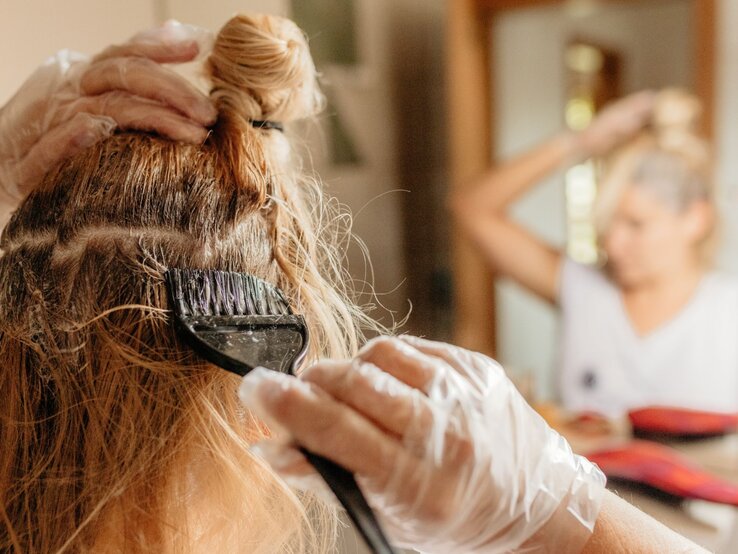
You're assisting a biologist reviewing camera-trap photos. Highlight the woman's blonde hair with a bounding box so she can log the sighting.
[594,89,717,265]
[0,14,372,553]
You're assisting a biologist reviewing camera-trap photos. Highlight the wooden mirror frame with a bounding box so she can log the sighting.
[446,0,716,356]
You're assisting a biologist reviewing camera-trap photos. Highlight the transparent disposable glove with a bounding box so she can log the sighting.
[239,336,606,553]
[0,20,216,205]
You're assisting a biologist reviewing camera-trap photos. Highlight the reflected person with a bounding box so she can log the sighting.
[453,90,737,416]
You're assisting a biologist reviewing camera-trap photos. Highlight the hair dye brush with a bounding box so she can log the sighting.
[165,268,397,554]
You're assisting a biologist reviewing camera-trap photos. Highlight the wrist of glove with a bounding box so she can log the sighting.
[239,336,606,553]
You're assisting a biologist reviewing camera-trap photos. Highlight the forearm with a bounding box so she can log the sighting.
[450,133,572,301]
[581,491,708,554]
[454,90,656,217]
[454,131,579,215]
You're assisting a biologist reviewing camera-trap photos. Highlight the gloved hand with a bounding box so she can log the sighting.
[0,20,217,205]
[239,336,606,553]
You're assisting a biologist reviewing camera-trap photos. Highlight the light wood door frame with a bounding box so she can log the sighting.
[446,0,716,356]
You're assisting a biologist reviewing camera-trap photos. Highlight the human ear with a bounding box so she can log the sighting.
[682,200,713,243]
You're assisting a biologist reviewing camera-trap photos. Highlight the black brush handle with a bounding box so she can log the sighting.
[300,448,398,554]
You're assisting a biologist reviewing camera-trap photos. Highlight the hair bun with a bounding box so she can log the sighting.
[653,88,701,129]
[652,88,708,164]
[208,14,324,123]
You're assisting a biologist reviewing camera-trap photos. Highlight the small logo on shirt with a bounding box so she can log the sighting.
[581,369,598,390]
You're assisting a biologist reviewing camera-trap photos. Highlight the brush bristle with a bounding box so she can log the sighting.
[166,269,292,317]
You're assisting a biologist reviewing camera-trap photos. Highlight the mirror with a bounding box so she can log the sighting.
[496,0,697,397]
[448,0,715,400]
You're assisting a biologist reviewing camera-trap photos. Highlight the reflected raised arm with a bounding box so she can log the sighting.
[450,91,656,303]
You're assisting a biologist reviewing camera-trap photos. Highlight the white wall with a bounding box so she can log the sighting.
[161,0,288,30]
[492,0,693,399]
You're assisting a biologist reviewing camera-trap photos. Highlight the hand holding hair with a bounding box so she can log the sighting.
[0,20,217,204]
[239,336,606,553]
[573,90,657,159]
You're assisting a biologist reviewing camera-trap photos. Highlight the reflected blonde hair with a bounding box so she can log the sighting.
[0,14,371,553]
[594,89,717,265]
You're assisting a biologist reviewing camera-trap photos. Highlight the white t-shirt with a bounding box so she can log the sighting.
[558,259,738,417]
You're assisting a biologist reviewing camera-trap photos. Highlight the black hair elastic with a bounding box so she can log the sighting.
[249,119,284,132]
